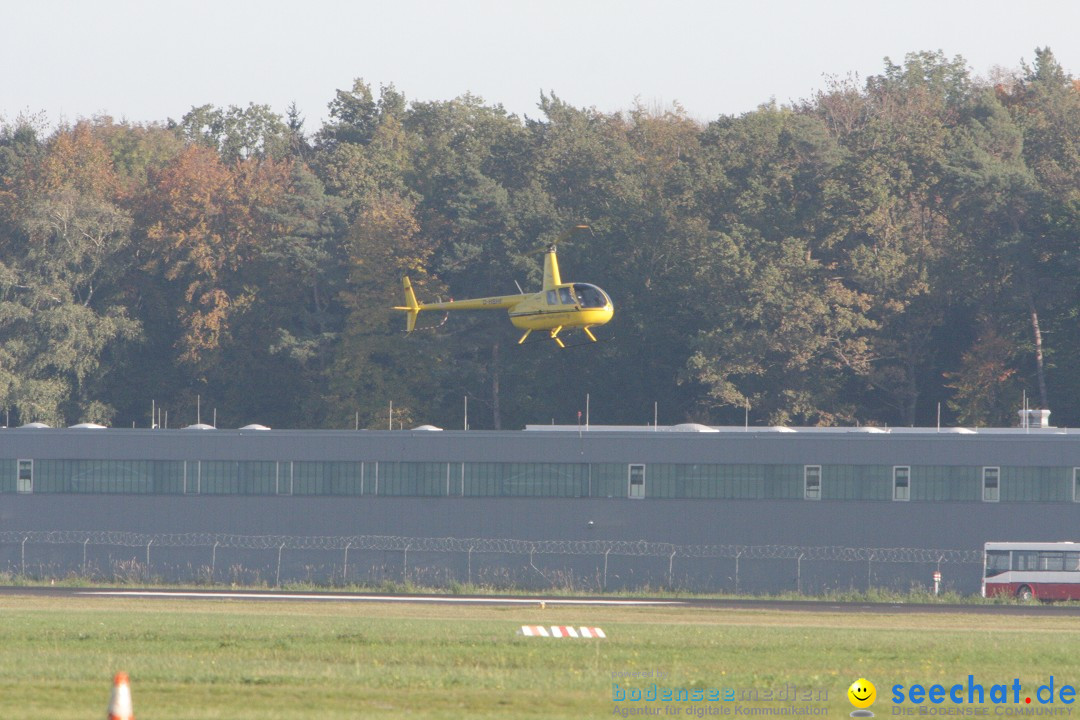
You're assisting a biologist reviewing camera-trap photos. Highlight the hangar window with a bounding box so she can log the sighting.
[803,465,821,500]
[982,467,1000,502]
[628,464,645,499]
[183,461,199,495]
[16,459,32,494]
[277,462,293,496]
[892,466,910,501]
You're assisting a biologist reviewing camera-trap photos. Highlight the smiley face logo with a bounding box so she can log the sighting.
[848,678,877,712]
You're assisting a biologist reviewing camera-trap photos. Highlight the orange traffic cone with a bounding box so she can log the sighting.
[107,672,134,720]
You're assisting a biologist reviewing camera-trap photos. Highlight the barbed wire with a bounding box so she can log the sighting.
[0,531,981,564]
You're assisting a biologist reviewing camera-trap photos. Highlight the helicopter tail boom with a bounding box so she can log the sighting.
[394,276,522,332]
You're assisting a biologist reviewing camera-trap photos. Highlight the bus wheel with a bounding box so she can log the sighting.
[1016,585,1034,602]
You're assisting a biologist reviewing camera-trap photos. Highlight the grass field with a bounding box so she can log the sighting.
[1,594,1078,719]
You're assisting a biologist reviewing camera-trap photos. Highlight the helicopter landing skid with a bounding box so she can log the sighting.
[515,331,610,350]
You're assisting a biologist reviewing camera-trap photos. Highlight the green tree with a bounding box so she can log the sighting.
[0,122,139,425]
[941,88,1048,413]
[999,49,1080,423]
[689,106,872,425]
[176,103,291,162]
[824,52,967,426]
[235,162,348,426]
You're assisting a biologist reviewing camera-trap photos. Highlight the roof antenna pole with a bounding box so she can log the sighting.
[1023,389,1028,433]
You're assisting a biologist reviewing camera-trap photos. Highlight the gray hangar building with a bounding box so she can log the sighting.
[0,420,1076,595]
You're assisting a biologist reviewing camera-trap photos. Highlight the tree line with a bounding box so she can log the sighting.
[1,48,1078,430]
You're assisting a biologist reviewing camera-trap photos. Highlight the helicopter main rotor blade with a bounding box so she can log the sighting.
[525,224,591,256]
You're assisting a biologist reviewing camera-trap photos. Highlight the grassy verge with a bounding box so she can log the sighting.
[0,570,1026,604]
[0,596,1078,718]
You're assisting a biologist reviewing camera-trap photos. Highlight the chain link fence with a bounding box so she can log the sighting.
[0,531,984,595]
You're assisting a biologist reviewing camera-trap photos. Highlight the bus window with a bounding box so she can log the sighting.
[1039,552,1065,571]
[1013,551,1038,571]
[1068,552,1080,571]
[985,550,1010,577]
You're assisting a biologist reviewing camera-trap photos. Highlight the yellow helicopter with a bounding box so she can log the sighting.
[394,226,614,347]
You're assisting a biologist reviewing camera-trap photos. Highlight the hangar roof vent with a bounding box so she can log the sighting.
[668,423,719,432]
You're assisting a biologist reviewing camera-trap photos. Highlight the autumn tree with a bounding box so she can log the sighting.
[134,142,292,425]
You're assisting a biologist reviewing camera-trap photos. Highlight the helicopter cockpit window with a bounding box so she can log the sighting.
[547,290,558,305]
[559,287,574,305]
[573,284,609,308]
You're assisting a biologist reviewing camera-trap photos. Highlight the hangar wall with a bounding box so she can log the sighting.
[0,492,1071,594]
[0,427,1078,594]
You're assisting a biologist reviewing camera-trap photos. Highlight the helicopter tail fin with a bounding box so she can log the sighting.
[394,276,421,332]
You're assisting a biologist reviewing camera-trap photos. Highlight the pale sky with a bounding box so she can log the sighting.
[4,0,1080,130]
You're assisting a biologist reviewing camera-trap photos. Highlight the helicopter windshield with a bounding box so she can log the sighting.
[572,283,610,308]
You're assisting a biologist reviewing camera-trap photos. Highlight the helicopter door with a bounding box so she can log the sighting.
[559,287,574,304]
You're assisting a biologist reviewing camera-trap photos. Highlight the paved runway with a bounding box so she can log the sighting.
[1,585,1078,615]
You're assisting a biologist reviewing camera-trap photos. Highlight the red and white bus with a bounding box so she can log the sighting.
[983,542,1080,601]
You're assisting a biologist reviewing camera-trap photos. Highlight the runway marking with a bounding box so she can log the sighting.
[77,590,684,606]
